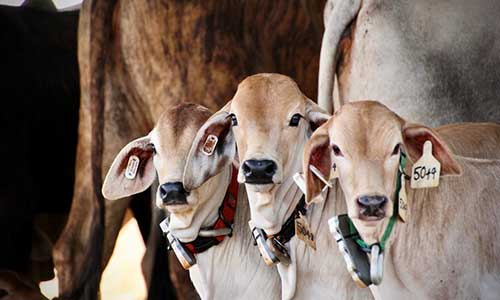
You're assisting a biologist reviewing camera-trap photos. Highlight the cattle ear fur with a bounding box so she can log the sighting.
[183,103,235,190]
[402,123,462,176]
[305,99,331,132]
[303,122,332,204]
[102,136,156,200]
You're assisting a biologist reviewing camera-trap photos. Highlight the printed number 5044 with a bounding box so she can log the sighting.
[413,166,437,181]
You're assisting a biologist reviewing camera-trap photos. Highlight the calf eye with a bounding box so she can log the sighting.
[392,144,400,156]
[230,114,238,126]
[332,144,343,157]
[289,113,302,127]
[148,143,156,155]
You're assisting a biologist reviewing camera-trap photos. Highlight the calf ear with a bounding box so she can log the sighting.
[402,123,462,176]
[305,99,331,132]
[102,136,156,200]
[183,106,235,190]
[303,123,332,204]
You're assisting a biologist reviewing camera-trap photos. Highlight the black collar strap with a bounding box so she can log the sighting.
[271,194,307,244]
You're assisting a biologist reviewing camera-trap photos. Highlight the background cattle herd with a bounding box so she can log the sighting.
[1,0,500,300]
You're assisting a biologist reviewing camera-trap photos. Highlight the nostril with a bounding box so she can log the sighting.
[159,182,187,201]
[159,185,168,199]
[242,161,252,176]
[265,162,277,176]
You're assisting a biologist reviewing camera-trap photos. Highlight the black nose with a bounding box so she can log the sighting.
[357,195,387,217]
[159,182,188,205]
[242,159,277,184]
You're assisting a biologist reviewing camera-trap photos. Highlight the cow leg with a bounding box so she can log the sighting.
[53,77,151,300]
[52,95,105,300]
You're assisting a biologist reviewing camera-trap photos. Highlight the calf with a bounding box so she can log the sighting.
[184,74,373,299]
[304,101,500,299]
[102,103,280,300]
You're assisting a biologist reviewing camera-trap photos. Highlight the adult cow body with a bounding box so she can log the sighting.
[53,1,324,299]
[319,0,500,125]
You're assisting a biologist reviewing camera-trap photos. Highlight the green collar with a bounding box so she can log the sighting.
[347,152,407,252]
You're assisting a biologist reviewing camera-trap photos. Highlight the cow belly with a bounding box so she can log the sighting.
[338,0,500,127]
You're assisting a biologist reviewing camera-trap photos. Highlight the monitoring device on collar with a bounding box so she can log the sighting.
[250,226,291,266]
[329,215,375,287]
[160,218,197,269]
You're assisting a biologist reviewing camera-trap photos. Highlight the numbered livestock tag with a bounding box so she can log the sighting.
[295,212,316,250]
[125,155,140,179]
[201,134,218,156]
[330,162,339,179]
[410,140,441,189]
[398,174,408,222]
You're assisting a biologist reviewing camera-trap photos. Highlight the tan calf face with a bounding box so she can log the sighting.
[304,101,461,243]
[102,103,214,214]
[185,74,329,234]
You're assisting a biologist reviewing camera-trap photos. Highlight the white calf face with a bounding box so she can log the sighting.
[183,74,329,235]
[102,103,214,216]
[304,101,461,244]
[328,105,402,225]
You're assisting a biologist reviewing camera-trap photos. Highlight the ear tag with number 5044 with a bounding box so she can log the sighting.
[410,140,441,189]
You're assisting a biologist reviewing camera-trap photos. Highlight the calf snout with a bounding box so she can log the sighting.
[242,159,277,184]
[357,195,387,218]
[159,182,188,205]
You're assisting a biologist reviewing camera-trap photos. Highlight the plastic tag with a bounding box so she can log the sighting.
[309,165,333,188]
[293,172,306,194]
[201,134,218,156]
[398,174,408,222]
[125,155,140,179]
[330,162,339,179]
[410,141,441,189]
[295,212,316,250]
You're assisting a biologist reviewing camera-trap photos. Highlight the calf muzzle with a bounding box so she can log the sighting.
[357,195,387,218]
[242,159,277,184]
[159,182,189,205]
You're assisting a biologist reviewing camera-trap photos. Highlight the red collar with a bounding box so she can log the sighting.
[183,167,239,254]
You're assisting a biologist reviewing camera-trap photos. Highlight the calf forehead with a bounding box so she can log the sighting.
[332,101,403,157]
[154,103,212,156]
[232,74,307,124]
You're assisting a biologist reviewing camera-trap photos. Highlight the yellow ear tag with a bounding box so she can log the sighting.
[295,212,316,250]
[398,174,408,222]
[410,140,441,189]
[330,162,339,180]
[125,155,140,179]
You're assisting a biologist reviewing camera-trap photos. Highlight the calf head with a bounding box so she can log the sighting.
[102,103,231,240]
[184,73,329,235]
[304,101,462,245]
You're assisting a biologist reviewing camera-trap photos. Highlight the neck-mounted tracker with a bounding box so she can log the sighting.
[329,152,408,287]
[159,167,239,269]
[250,195,307,266]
